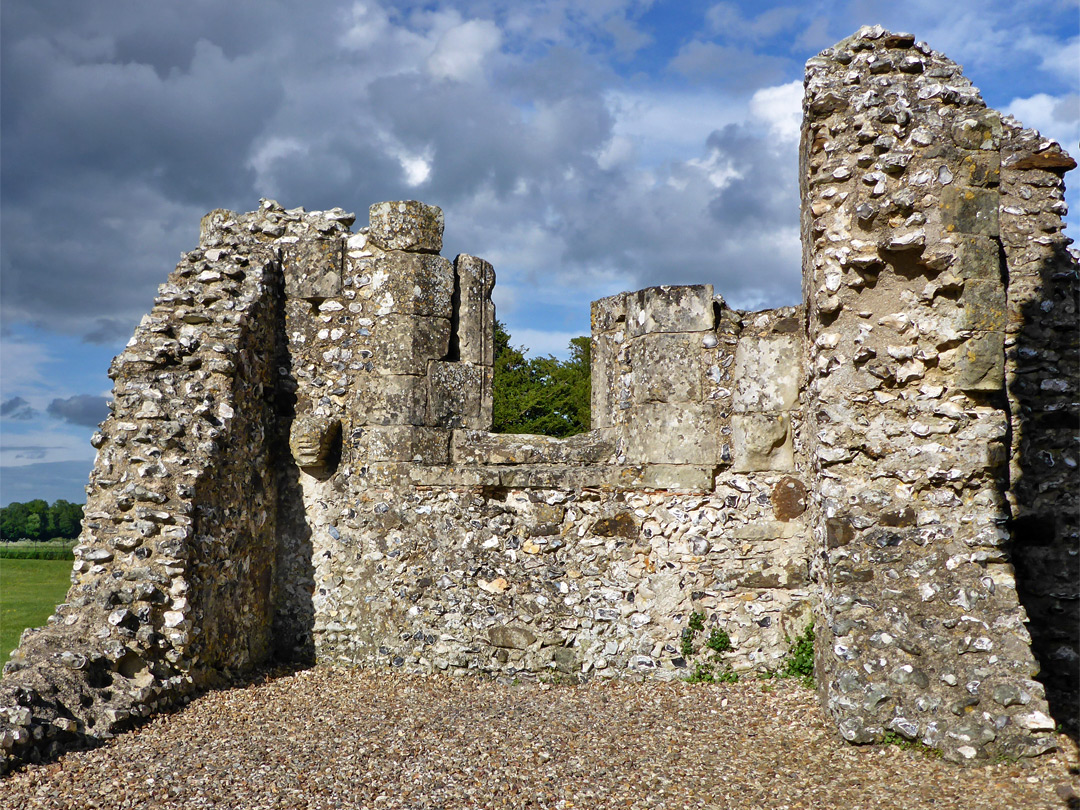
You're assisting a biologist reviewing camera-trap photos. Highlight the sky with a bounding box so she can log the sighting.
[1,0,1077,506]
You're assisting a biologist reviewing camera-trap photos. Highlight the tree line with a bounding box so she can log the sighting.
[492,321,591,437]
[0,499,84,541]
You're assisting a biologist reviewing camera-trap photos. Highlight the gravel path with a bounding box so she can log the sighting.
[3,667,1077,809]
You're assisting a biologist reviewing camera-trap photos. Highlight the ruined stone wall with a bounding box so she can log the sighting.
[800,25,1071,763]
[1,220,286,768]
[269,214,815,681]
[999,122,1080,736]
[2,27,1076,775]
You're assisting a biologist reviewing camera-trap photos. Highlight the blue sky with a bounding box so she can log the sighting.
[2,0,1077,505]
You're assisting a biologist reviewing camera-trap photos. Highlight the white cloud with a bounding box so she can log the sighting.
[749,81,803,143]
[511,328,582,359]
[426,19,502,83]
[1005,93,1080,154]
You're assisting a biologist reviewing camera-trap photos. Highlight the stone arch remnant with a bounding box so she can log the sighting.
[1,27,1075,771]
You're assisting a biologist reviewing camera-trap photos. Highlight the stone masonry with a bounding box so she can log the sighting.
[1,27,1076,771]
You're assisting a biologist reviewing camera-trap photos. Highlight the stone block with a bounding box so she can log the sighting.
[640,465,714,491]
[953,235,1000,280]
[960,279,1006,332]
[941,187,999,237]
[478,365,493,431]
[959,152,1001,187]
[488,625,536,650]
[352,425,449,464]
[630,333,702,403]
[450,430,615,466]
[590,332,627,429]
[369,253,454,318]
[427,361,482,428]
[354,374,427,425]
[374,315,451,375]
[733,336,801,412]
[592,293,628,333]
[454,254,494,365]
[626,285,715,337]
[950,110,1002,151]
[624,402,718,465]
[956,332,1005,392]
[368,201,444,253]
[283,239,343,301]
[731,413,793,472]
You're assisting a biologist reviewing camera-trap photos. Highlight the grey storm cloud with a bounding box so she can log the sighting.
[47,395,110,428]
[0,0,822,345]
[0,396,36,420]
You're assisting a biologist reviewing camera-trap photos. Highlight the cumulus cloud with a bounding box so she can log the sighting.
[47,395,110,428]
[0,0,1074,379]
[427,19,502,82]
[1006,93,1080,155]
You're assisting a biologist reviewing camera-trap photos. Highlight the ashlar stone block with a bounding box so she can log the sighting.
[374,315,451,375]
[454,254,495,365]
[283,239,343,301]
[368,201,444,253]
[630,333,702,403]
[731,413,794,472]
[941,187,1000,237]
[427,361,483,428]
[369,253,455,319]
[592,292,628,333]
[352,425,449,464]
[624,402,718,465]
[956,332,1005,392]
[953,235,1000,280]
[626,285,714,337]
[960,279,1006,332]
[733,336,801,412]
[354,374,427,425]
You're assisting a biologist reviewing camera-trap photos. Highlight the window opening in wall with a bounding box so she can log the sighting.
[491,319,591,437]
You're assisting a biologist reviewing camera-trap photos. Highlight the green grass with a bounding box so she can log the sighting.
[0,558,72,662]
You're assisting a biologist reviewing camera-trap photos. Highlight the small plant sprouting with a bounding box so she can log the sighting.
[881,731,942,759]
[705,628,732,654]
[681,612,737,684]
[680,627,696,658]
[779,622,815,688]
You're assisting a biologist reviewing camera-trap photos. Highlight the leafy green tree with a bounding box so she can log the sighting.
[24,512,42,540]
[492,321,591,437]
[0,499,84,540]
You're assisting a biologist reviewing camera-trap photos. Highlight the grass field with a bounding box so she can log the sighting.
[0,558,72,663]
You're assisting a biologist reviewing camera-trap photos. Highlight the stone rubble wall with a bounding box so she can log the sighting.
[0,211,288,770]
[998,121,1080,737]
[2,27,1075,774]
[800,25,1072,763]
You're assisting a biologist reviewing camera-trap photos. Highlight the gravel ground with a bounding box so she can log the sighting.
[3,667,1078,810]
